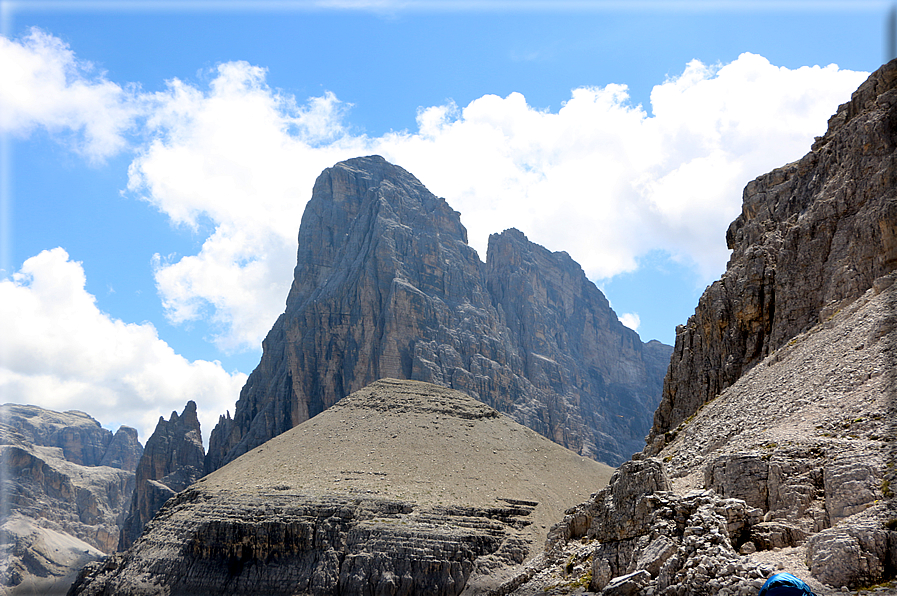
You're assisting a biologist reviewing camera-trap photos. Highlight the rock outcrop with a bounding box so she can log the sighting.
[69,379,614,596]
[118,401,204,550]
[0,404,142,594]
[504,61,897,596]
[647,59,897,450]
[207,155,670,471]
[504,272,896,593]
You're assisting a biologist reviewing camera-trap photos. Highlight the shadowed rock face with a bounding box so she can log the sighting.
[207,155,670,471]
[118,401,205,550]
[69,379,614,596]
[647,59,897,450]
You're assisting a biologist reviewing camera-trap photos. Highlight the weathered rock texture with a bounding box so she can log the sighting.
[207,155,670,471]
[505,61,897,596]
[502,279,897,593]
[0,404,142,594]
[69,379,614,596]
[118,401,204,550]
[647,58,897,450]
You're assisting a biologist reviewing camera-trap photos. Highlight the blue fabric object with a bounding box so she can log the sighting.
[757,573,817,596]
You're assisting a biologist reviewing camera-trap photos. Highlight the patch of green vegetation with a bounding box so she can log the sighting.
[855,578,896,592]
[884,518,897,531]
[567,571,592,590]
[762,442,778,449]
[882,480,894,499]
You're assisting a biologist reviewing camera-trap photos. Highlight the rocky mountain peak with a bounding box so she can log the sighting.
[1,404,141,592]
[206,156,670,472]
[118,400,204,550]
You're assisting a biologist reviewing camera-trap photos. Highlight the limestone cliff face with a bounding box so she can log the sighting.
[647,59,897,451]
[0,404,141,592]
[1,404,141,471]
[119,401,204,550]
[207,156,670,470]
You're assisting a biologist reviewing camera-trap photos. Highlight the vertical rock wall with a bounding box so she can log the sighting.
[647,59,897,451]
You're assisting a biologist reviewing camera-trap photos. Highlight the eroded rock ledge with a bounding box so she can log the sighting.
[69,379,615,596]
[71,489,535,596]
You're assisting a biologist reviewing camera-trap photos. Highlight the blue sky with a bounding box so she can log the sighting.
[0,0,887,441]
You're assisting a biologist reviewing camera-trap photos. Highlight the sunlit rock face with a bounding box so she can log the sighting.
[206,155,670,471]
[0,404,142,592]
[502,61,897,596]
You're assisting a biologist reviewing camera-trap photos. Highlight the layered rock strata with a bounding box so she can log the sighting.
[0,404,142,594]
[207,155,670,471]
[647,58,897,450]
[118,401,205,550]
[69,379,614,596]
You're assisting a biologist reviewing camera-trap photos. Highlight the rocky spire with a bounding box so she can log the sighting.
[119,401,204,550]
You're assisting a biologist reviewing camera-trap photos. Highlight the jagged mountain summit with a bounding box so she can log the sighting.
[69,379,614,596]
[0,404,142,594]
[207,155,670,471]
[119,401,205,550]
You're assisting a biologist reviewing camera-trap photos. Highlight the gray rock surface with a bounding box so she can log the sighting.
[500,61,897,596]
[206,155,670,471]
[647,58,897,452]
[68,379,614,596]
[506,459,775,596]
[118,401,205,550]
[0,404,141,594]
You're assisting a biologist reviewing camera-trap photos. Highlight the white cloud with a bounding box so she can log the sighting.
[0,28,142,161]
[121,51,867,353]
[382,54,867,281]
[0,248,246,444]
[127,62,368,352]
[619,312,641,331]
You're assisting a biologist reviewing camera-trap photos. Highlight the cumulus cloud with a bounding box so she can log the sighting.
[127,62,369,351]
[125,51,866,352]
[0,28,142,161]
[0,248,246,443]
[619,312,641,332]
[383,55,867,281]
